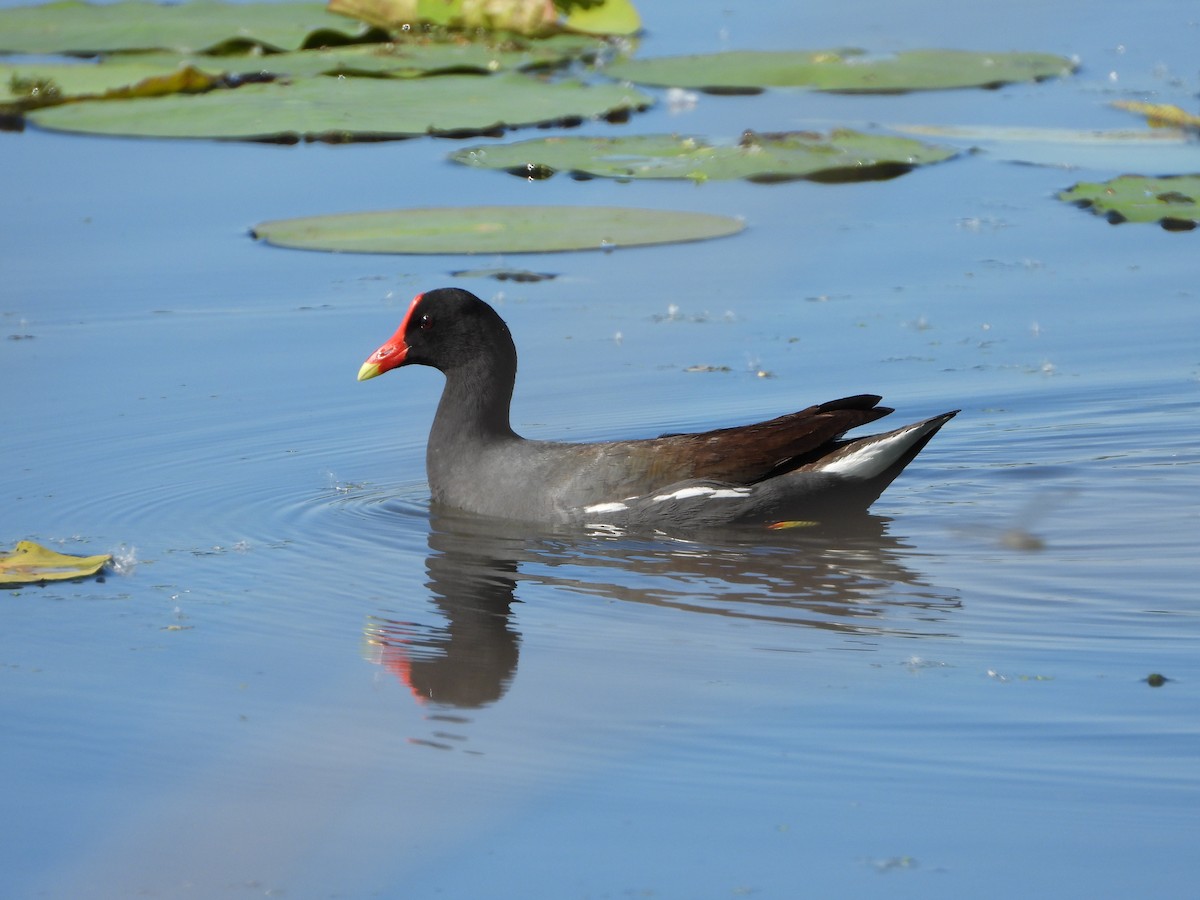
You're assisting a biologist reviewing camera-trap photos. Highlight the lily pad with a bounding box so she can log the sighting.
[129,35,610,80]
[27,74,651,142]
[892,124,1198,172]
[449,129,957,183]
[1,35,610,113]
[1111,100,1200,131]
[2,60,224,112]
[1057,174,1200,231]
[327,0,641,37]
[0,0,379,55]
[251,206,744,253]
[564,0,641,36]
[604,48,1075,94]
[0,540,111,585]
[330,0,554,35]
[253,35,610,77]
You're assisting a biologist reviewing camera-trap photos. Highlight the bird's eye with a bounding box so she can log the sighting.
[418,314,433,331]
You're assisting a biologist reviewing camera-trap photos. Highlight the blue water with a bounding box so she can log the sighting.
[3,0,1199,897]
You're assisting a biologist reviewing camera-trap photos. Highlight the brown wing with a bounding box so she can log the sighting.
[601,394,894,493]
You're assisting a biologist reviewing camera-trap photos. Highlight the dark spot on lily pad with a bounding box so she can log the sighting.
[1155,191,1194,205]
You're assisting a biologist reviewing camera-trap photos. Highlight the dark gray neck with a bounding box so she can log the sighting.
[433,370,515,442]
[429,341,520,451]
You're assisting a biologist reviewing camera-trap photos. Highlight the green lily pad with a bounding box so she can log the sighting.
[273,35,608,77]
[2,59,225,112]
[449,129,957,183]
[27,74,651,142]
[1057,174,1200,231]
[128,35,610,81]
[605,48,1076,94]
[1,35,610,113]
[251,206,745,254]
[0,540,111,585]
[0,0,379,55]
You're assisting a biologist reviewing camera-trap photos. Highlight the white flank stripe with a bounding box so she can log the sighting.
[583,501,629,515]
[651,486,750,503]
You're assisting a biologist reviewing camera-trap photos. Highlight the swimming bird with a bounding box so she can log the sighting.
[358,288,956,529]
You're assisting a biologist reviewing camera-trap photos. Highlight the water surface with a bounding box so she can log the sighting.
[2,0,1198,897]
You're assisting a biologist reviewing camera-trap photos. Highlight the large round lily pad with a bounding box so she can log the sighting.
[251,206,745,254]
[449,129,957,183]
[604,48,1076,93]
[0,0,377,55]
[27,74,652,142]
[1057,174,1200,231]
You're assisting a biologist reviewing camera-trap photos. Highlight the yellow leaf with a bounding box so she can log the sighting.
[1111,100,1200,130]
[565,0,640,35]
[0,540,111,585]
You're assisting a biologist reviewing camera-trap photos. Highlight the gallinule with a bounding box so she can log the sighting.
[358,288,957,528]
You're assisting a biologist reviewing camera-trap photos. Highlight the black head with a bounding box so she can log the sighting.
[358,288,516,380]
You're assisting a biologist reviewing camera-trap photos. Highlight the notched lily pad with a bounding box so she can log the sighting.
[251,206,744,254]
[0,540,111,585]
[449,129,957,183]
[1057,174,1200,231]
[27,74,651,142]
[605,48,1075,94]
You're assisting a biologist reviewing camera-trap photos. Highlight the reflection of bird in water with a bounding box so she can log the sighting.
[954,487,1078,551]
[363,510,962,741]
[364,519,523,710]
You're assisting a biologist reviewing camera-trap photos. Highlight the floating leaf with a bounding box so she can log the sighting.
[27,74,651,142]
[565,0,641,36]
[230,35,609,78]
[0,540,111,585]
[1,60,224,112]
[0,35,608,111]
[450,267,558,282]
[329,0,558,36]
[1057,174,1200,231]
[605,48,1075,94]
[893,123,1196,171]
[251,206,744,254]
[0,0,378,55]
[327,0,641,37]
[1111,100,1200,130]
[449,129,956,183]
